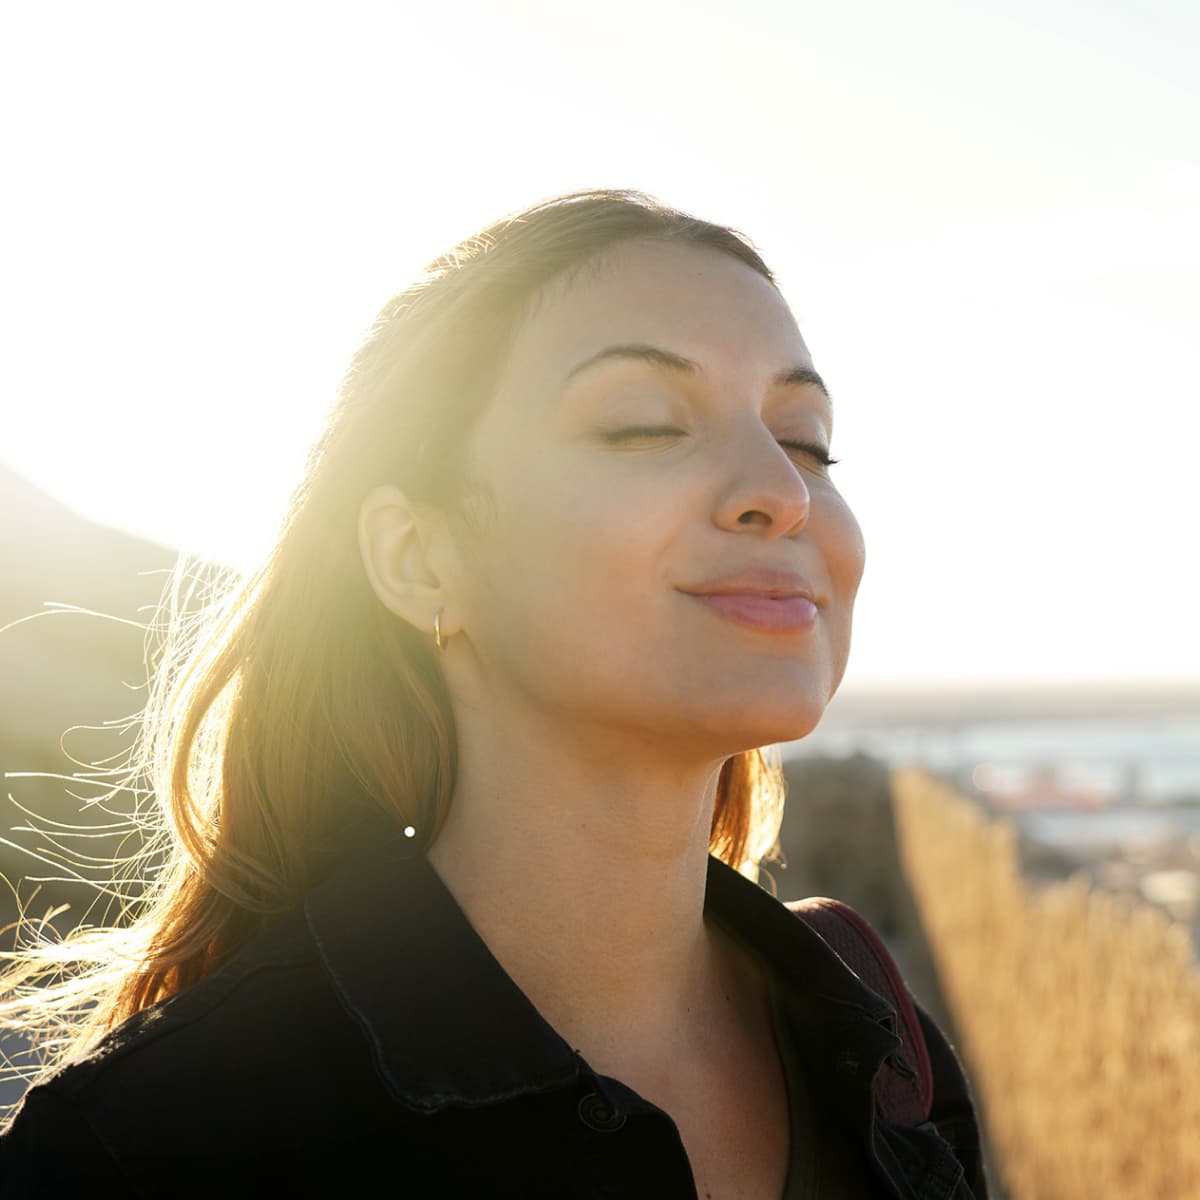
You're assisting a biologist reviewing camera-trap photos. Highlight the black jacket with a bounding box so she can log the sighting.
[1,836,988,1198]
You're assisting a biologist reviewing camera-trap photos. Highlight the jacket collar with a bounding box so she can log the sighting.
[302,832,899,1113]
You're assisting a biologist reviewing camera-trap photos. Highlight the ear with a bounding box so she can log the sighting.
[358,485,457,638]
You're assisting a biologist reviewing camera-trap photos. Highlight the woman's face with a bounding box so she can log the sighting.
[445,239,865,757]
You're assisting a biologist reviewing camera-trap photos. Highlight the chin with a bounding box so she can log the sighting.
[697,690,831,756]
[755,706,828,747]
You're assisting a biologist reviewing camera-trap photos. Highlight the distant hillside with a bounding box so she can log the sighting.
[0,465,184,762]
[0,463,185,622]
[0,465,187,926]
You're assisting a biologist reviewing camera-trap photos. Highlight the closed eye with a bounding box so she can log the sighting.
[779,439,839,467]
[600,428,839,467]
[599,426,683,444]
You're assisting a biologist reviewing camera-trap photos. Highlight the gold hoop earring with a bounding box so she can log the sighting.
[433,609,446,652]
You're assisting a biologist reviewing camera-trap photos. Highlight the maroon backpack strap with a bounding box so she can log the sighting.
[788,897,934,1125]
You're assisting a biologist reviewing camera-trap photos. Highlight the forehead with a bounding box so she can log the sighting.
[498,240,814,393]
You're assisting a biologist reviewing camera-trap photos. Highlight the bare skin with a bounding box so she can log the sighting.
[596,924,793,1200]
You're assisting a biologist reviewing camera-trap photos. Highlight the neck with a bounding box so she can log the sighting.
[426,711,740,1062]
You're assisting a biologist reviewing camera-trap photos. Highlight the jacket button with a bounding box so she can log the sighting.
[577,1091,627,1132]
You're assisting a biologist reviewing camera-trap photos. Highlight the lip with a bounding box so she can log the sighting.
[679,568,818,602]
[678,569,820,634]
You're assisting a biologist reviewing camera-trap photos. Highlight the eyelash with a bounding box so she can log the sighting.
[600,427,840,467]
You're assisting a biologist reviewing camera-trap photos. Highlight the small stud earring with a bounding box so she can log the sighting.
[433,609,446,652]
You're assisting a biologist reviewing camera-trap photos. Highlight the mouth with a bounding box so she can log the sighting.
[677,567,821,634]
[682,591,819,635]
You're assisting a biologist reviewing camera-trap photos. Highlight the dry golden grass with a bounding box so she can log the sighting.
[893,767,1200,1200]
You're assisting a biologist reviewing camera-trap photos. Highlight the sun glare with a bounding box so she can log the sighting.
[2,0,1196,681]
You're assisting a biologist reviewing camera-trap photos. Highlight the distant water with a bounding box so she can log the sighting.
[1018,806,1200,851]
[784,717,1200,805]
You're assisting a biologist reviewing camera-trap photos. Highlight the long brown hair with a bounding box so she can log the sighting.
[0,189,786,1118]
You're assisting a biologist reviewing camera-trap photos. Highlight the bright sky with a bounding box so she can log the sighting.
[3,0,1197,683]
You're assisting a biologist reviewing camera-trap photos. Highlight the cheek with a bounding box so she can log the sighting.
[824,493,866,600]
[458,454,668,640]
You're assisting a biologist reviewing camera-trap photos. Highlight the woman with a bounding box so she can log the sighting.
[0,190,987,1197]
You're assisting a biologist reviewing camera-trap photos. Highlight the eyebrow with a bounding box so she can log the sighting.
[562,342,832,403]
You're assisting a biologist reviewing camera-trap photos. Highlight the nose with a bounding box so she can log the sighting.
[712,423,811,538]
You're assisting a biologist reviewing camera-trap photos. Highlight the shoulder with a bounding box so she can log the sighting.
[0,1084,131,1195]
[1,903,383,1182]
[914,1003,990,1197]
[782,893,990,1196]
